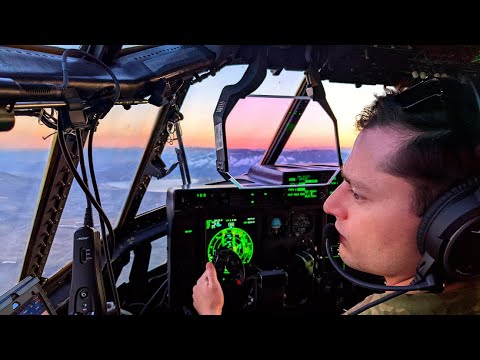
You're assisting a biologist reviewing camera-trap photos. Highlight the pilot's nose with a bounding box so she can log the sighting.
[323,182,347,220]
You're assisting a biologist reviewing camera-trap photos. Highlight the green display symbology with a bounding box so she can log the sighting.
[207,227,254,264]
[286,187,318,198]
[287,174,319,185]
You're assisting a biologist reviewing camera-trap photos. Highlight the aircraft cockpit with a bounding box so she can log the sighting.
[1,45,480,315]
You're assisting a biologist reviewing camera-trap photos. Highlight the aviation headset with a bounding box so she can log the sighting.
[396,76,480,282]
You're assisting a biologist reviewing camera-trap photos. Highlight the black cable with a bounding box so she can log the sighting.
[57,112,120,314]
[323,225,441,315]
[59,47,122,314]
[75,128,93,227]
[61,49,121,103]
[241,275,259,310]
[60,46,120,254]
[155,286,169,310]
[147,271,168,284]
[86,116,120,310]
[38,109,58,130]
[347,290,407,315]
[88,116,108,253]
[139,278,168,315]
[325,237,439,292]
[38,116,57,130]
[16,108,58,130]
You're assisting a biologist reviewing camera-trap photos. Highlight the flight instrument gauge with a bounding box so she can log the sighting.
[292,213,313,236]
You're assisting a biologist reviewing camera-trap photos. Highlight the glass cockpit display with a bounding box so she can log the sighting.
[205,217,255,265]
[205,216,256,285]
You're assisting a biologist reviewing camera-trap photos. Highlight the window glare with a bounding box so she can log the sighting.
[48,45,82,49]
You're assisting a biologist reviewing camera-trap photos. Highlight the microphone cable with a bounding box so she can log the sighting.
[57,114,120,314]
[346,273,432,315]
[57,48,122,314]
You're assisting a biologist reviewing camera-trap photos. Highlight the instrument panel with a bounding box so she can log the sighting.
[166,184,330,312]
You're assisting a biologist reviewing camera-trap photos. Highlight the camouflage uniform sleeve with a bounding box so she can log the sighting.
[342,293,382,315]
[342,293,397,315]
[343,284,480,315]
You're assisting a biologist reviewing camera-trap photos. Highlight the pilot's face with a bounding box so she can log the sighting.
[323,127,422,285]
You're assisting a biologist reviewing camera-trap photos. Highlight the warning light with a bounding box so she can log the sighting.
[236,279,242,286]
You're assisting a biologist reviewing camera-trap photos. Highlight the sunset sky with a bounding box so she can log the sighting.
[0,65,386,150]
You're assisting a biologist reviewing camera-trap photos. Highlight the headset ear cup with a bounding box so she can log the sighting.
[417,177,480,255]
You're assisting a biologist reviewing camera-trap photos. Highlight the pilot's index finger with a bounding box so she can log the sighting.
[205,262,217,279]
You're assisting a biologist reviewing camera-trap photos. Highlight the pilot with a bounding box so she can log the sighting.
[193,77,480,315]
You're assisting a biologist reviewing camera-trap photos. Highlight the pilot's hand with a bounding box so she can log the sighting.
[192,262,224,315]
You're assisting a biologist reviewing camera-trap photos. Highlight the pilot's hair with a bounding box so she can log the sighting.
[355,86,480,216]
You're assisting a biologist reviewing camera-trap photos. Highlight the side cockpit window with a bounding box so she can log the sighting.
[0,114,55,294]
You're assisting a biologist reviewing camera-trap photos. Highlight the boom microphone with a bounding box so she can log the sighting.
[322,223,443,292]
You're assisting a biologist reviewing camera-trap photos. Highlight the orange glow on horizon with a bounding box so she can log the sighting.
[0,105,158,149]
[0,80,382,151]
[0,116,54,149]
[0,104,360,150]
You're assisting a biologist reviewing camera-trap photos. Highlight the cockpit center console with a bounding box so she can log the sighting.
[167,184,344,313]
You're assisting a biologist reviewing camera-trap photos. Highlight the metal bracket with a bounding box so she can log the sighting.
[213,46,268,182]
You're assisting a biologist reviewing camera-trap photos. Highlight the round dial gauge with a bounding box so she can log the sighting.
[292,213,313,235]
